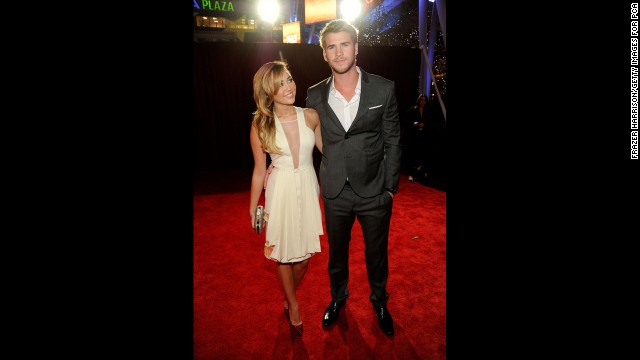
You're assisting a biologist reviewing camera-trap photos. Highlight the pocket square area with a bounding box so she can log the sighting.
[368,105,383,109]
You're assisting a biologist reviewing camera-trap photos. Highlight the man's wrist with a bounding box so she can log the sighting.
[385,187,398,195]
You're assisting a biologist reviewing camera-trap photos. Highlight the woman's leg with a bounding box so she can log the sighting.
[277,263,301,325]
[292,259,309,288]
[284,259,309,313]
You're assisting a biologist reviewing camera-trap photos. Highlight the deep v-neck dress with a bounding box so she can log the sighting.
[264,106,323,263]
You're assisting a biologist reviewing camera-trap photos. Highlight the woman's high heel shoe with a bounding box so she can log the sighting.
[288,307,303,335]
[290,320,303,335]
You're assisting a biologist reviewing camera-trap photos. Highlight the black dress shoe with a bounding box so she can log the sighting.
[374,306,394,336]
[322,300,345,327]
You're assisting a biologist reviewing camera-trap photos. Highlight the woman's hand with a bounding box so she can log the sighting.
[264,244,273,258]
[250,209,256,228]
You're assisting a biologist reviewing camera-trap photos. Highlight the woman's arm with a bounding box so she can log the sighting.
[304,107,323,154]
[249,124,267,226]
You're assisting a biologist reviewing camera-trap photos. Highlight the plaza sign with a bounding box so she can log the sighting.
[194,0,235,12]
[194,0,254,19]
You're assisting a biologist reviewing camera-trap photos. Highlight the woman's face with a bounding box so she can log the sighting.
[273,71,296,106]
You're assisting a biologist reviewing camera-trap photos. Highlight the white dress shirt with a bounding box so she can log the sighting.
[328,67,362,132]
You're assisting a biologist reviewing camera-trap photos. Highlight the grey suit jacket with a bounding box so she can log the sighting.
[306,69,402,199]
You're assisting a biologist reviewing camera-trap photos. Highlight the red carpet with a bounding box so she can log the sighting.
[194,169,446,359]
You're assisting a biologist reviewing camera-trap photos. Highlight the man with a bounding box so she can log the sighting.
[306,19,402,336]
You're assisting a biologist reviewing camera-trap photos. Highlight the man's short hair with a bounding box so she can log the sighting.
[319,19,359,50]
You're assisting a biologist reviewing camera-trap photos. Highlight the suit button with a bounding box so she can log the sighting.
[344,134,350,139]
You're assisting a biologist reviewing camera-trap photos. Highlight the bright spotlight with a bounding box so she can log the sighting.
[258,0,280,23]
[340,0,361,22]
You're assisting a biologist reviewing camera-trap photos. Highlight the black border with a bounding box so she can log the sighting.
[448,1,639,357]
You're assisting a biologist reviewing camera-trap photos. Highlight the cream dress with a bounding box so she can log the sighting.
[264,107,323,263]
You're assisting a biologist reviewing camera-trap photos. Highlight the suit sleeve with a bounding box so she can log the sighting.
[382,82,402,190]
[306,87,314,108]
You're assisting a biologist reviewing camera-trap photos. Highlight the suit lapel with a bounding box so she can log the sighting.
[321,76,345,133]
[351,70,370,129]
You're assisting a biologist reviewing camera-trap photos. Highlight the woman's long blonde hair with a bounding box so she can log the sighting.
[252,61,290,154]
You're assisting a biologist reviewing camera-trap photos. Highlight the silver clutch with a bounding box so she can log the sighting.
[254,205,265,234]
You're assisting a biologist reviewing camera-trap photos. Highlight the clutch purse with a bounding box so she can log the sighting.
[254,205,265,234]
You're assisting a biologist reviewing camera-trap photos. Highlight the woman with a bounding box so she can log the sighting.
[248,61,323,336]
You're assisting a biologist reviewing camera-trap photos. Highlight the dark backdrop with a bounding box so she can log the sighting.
[193,41,421,171]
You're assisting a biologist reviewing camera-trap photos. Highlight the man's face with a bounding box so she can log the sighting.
[322,31,358,75]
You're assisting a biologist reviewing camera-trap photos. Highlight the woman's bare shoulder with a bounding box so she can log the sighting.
[303,107,320,127]
[302,107,318,115]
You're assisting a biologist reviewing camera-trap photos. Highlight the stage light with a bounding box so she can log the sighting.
[258,0,280,23]
[340,0,361,22]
